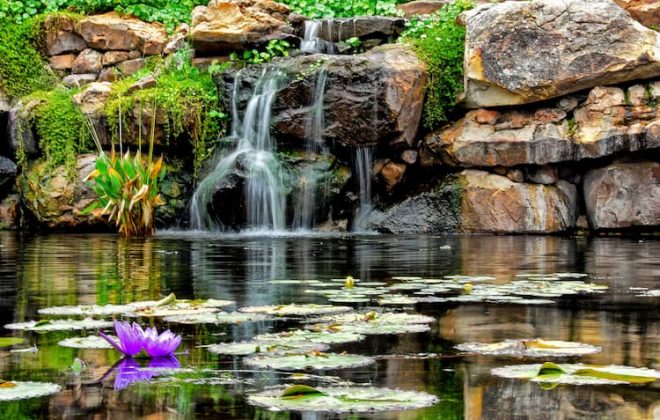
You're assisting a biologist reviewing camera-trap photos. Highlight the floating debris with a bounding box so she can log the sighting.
[0,382,61,401]
[456,339,601,357]
[5,318,113,332]
[244,353,375,371]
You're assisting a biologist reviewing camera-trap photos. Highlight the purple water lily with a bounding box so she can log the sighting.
[113,356,180,390]
[99,320,181,358]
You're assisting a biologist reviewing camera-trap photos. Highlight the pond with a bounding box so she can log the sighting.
[0,232,658,418]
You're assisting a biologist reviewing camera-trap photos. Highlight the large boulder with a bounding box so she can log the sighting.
[369,170,578,233]
[221,44,427,148]
[462,0,660,108]
[191,0,293,54]
[43,14,87,56]
[423,81,660,167]
[613,0,660,29]
[75,12,167,55]
[583,161,660,229]
[20,154,107,230]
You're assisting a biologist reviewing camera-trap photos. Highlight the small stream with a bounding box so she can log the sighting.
[0,233,657,418]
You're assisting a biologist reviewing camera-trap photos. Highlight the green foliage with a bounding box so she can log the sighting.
[24,87,94,176]
[400,0,473,130]
[279,0,406,18]
[0,19,55,98]
[84,104,166,237]
[232,40,291,65]
[0,0,207,31]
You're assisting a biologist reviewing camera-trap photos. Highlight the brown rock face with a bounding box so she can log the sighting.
[379,161,407,191]
[191,0,292,53]
[462,0,660,108]
[44,15,87,56]
[614,0,660,29]
[48,54,76,70]
[396,0,448,17]
[0,194,19,230]
[72,49,103,74]
[116,58,145,76]
[424,81,660,167]
[76,12,167,54]
[459,170,577,233]
[583,161,660,229]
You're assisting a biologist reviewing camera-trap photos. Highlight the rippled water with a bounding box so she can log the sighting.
[0,232,658,419]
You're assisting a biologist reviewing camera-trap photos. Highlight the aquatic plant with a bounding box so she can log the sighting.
[99,320,182,358]
[113,356,180,391]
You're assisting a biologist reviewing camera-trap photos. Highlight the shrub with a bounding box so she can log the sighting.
[279,0,406,18]
[400,0,473,130]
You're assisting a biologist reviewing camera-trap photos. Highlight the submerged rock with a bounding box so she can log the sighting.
[583,161,660,229]
[462,0,660,108]
[220,44,426,148]
[370,170,578,234]
[191,0,293,54]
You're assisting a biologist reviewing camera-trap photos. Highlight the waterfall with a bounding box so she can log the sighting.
[352,147,374,232]
[292,68,329,230]
[300,20,336,54]
[190,67,286,231]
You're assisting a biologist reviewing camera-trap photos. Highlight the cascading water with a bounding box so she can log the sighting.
[189,67,286,231]
[300,20,336,54]
[352,147,374,232]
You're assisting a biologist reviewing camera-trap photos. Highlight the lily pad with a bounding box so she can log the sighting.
[0,382,61,401]
[324,323,431,335]
[58,335,115,349]
[456,339,601,357]
[248,386,438,413]
[0,337,23,348]
[388,283,429,291]
[5,318,113,332]
[357,282,387,287]
[391,276,423,281]
[270,280,322,285]
[376,295,417,306]
[162,312,269,325]
[254,330,365,345]
[308,311,435,326]
[240,304,352,317]
[127,299,234,318]
[207,341,330,356]
[327,295,371,304]
[244,353,375,371]
[491,362,660,385]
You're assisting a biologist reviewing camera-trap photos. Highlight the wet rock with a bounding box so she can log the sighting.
[155,159,194,228]
[0,194,19,230]
[397,0,448,17]
[311,16,406,43]
[8,102,39,156]
[0,156,17,187]
[191,0,293,54]
[424,82,660,167]
[583,161,660,229]
[378,161,406,191]
[613,0,660,29]
[48,54,76,71]
[20,154,107,230]
[44,15,87,56]
[462,0,660,108]
[62,73,98,88]
[400,149,418,165]
[223,43,426,148]
[76,12,167,55]
[72,49,103,74]
[116,58,145,76]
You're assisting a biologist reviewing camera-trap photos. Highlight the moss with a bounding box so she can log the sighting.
[645,84,658,107]
[566,116,577,136]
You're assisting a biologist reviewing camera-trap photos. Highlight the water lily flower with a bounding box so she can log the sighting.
[113,356,180,391]
[99,321,145,357]
[142,327,182,358]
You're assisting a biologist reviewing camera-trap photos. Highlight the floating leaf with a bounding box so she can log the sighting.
[0,337,23,348]
[269,280,322,285]
[58,336,115,349]
[240,304,352,317]
[307,311,435,326]
[456,339,601,357]
[5,318,113,332]
[0,382,61,401]
[491,363,660,385]
[281,384,327,399]
[317,323,431,336]
[248,386,438,413]
[207,341,329,356]
[254,330,365,345]
[163,312,269,325]
[244,353,375,371]
[327,295,371,304]
[377,295,417,306]
[128,299,234,317]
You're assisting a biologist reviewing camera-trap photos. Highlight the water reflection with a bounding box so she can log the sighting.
[0,232,657,418]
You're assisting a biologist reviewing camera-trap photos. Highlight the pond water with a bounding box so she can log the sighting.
[0,232,658,419]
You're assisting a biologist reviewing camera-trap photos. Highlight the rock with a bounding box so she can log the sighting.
[368,170,577,233]
[223,43,426,148]
[102,51,131,66]
[44,15,87,56]
[98,67,119,82]
[191,0,293,53]
[72,49,103,74]
[62,73,98,88]
[0,194,19,230]
[164,24,190,55]
[424,81,660,167]
[462,0,660,108]
[0,89,10,113]
[397,0,448,17]
[20,154,107,230]
[613,0,660,29]
[127,75,157,94]
[526,166,558,185]
[379,161,406,191]
[73,82,113,115]
[583,161,660,229]
[0,156,17,187]
[506,168,523,183]
[48,54,76,70]
[116,58,144,76]
[311,16,406,43]
[76,12,167,55]
[155,159,194,228]
[8,102,39,156]
[400,149,418,165]
[192,56,230,71]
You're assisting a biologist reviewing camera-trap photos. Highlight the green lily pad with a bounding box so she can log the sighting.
[162,312,269,325]
[391,276,423,281]
[254,329,365,345]
[244,353,375,371]
[270,280,322,285]
[307,311,435,325]
[0,382,61,401]
[388,283,429,291]
[5,318,113,332]
[357,282,387,287]
[376,295,417,306]
[207,341,330,356]
[491,362,659,385]
[127,299,234,317]
[248,386,438,413]
[456,339,601,357]
[240,304,352,317]
[58,336,115,349]
[0,337,23,348]
[322,323,431,335]
[326,295,371,304]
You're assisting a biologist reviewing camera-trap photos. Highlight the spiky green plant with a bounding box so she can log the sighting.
[83,100,166,237]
